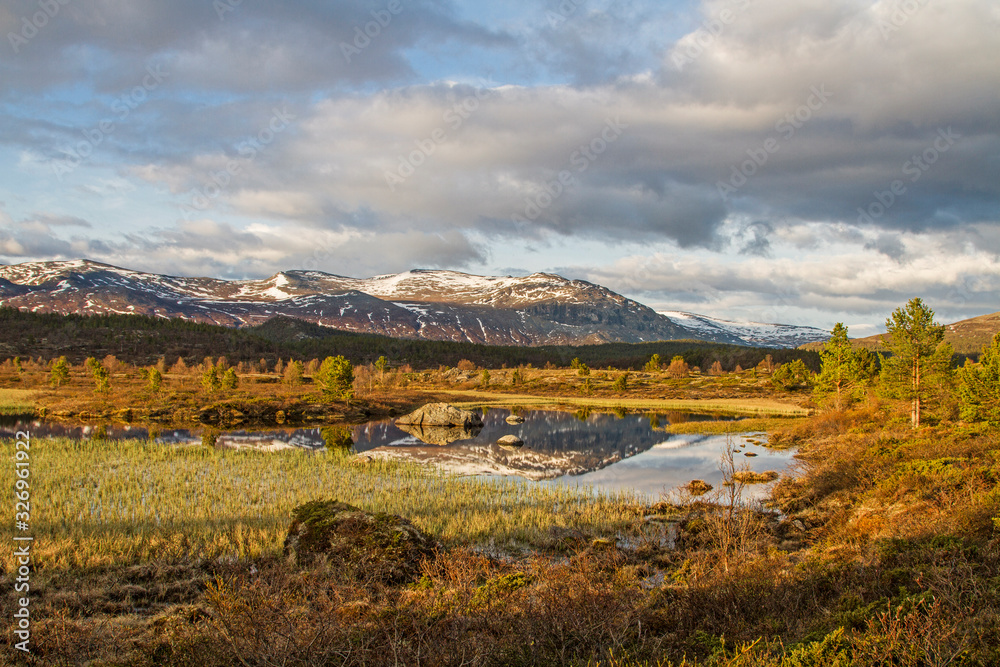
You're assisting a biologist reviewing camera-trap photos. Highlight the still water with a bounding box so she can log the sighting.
[1,409,796,500]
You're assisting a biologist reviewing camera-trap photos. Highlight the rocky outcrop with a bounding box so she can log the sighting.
[283,499,436,583]
[505,415,525,424]
[395,403,483,428]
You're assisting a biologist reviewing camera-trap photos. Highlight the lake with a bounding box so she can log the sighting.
[0,409,797,500]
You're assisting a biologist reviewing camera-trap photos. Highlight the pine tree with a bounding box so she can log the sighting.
[49,356,70,388]
[645,354,662,372]
[221,367,239,390]
[316,355,354,401]
[202,366,221,394]
[881,298,946,428]
[814,323,862,409]
[148,368,163,393]
[958,333,1000,424]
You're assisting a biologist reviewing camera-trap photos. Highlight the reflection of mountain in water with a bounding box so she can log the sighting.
[1,411,740,481]
[356,410,732,480]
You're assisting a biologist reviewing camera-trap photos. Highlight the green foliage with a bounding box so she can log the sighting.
[49,355,70,388]
[316,355,354,401]
[644,353,661,372]
[958,332,1000,424]
[814,323,872,408]
[201,366,221,394]
[147,367,163,392]
[881,298,949,427]
[772,358,814,391]
[221,367,239,390]
[613,373,628,392]
[510,368,525,386]
[577,363,591,376]
[321,426,354,451]
[374,355,389,375]
[91,362,110,394]
[480,369,490,387]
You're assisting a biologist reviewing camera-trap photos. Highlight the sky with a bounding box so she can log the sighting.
[0,0,998,335]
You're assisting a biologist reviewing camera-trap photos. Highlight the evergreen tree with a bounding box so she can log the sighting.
[480,369,491,387]
[881,298,946,428]
[148,367,163,392]
[958,333,1000,424]
[613,373,628,392]
[221,367,239,390]
[201,366,221,393]
[772,359,813,391]
[645,354,662,372]
[49,356,70,388]
[92,364,111,394]
[316,355,354,401]
[814,323,863,409]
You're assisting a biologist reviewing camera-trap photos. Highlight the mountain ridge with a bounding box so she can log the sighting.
[0,259,824,348]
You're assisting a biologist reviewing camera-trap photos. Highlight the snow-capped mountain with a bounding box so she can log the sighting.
[0,259,719,346]
[0,259,823,347]
[660,310,830,348]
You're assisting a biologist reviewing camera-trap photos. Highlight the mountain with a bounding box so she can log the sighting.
[0,259,821,348]
[0,259,736,346]
[659,310,830,348]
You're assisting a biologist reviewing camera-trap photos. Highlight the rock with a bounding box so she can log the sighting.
[396,423,481,446]
[283,499,436,584]
[505,415,525,424]
[396,403,484,428]
[683,479,713,496]
[744,451,758,457]
[730,470,779,484]
[496,434,524,448]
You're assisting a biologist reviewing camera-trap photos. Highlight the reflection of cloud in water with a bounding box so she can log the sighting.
[545,435,795,501]
[5,410,794,498]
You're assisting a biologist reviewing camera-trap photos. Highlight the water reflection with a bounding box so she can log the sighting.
[0,410,794,498]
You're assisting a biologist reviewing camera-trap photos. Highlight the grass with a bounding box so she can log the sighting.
[0,436,639,572]
[438,389,810,416]
[0,387,37,415]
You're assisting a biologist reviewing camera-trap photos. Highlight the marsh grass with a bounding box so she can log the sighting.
[0,437,638,571]
[0,387,37,415]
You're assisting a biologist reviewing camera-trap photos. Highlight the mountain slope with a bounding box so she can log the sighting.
[660,310,830,348]
[0,259,743,346]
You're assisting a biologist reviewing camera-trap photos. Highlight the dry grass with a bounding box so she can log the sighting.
[438,389,810,416]
[0,436,638,572]
[0,387,37,415]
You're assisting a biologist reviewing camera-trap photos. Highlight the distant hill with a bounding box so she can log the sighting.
[800,311,1000,355]
[659,311,830,348]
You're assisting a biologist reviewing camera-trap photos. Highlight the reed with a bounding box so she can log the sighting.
[0,436,638,571]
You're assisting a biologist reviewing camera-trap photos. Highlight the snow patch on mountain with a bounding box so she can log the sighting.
[660,311,829,348]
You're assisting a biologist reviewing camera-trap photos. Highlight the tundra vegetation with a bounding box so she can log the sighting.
[0,299,999,665]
